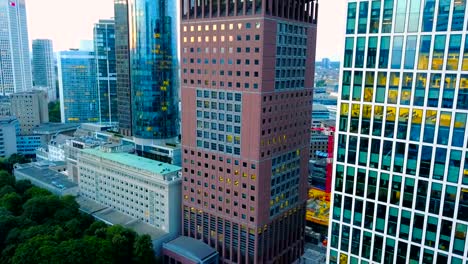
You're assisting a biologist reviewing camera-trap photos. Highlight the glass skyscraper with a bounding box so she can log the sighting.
[329,0,468,263]
[58,50,99,123]
[32,39,57,101]
[126,0,179,140]
[0,0,33,95]
[94,19,117,124]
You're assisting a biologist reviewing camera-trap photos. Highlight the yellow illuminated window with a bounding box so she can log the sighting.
[190,37,194,43]
[351,104,360,118]
[425,110,437,125]
[190,26,194,31]
[229,23,234,30]
[237,23,242,29]
[235,181,239,186]
[229,35,233,42]
[197,25,201,31]
[221,36,225,42]
[340,103,349,116]
[198,36,201,42]
[213,24,217,30]
[362,104,372,119]
[183,26,187,32]
[219,176,224,182]
[440,112,452,127]
[227,135,233,142]
[242,173,247,178]
[411,109,423,124]
[251,174,256,180]
[221,24,225,30]
[399,108,410,121]
[183,37,187,43]
[205,36,210,42]
[386,107,396,122]
[213,36,217,42]
[234,170,239,175]
[374,105,384,120]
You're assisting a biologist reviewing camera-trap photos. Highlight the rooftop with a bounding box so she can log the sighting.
[76,196,169,241]
[81,148,181,175]
[14,162,77,190]
[163,236,218,263]
[33,123,79,135]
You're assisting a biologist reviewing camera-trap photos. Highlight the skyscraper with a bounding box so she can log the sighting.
[0,0,33,95]
[329,1,468,263]
[114,0,179,142]
[114,0,132,136]
[32,39,57,101]
[57,50,98,124]
[180,1,318,263]
[94,19,117,124]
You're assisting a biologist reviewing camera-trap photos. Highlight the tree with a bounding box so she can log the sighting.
[14,180,32,196]
[22,195,61,223]
[0,171,15,189]
[0,192,22,215]
[23,187,52,200]
[133,235,156,264]
[0,185,16,197]
[48,102,61,123]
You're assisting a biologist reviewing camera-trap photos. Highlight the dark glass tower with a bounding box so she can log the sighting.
[130,0,179,139]
[94,19,117,124]
[115,0,132,136]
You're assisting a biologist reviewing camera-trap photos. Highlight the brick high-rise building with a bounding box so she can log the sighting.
[180,1,318,263]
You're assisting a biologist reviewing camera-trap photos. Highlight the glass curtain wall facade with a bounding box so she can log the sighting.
[180,0,318,263]
[127,0,179,140]
[58,50,99,124]
[114,0,133,136]
[94,19,117,124]
[329,0,468,263]
[32,39,57,101]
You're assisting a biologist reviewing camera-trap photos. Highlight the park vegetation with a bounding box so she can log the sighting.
[0,170,158,264]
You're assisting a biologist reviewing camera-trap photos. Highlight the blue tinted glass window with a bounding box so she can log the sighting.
[452,113,466,147]
[391,36,404,69]
[417,35,432,70]
[442,74,456,108]
[355,37,366,68]
[367,37,378,68]
[431,35,446,70]
[408,0,422,32]
[452,0,466,31]
[382,0,394,33]
[458,75,468,110]
[404,36,417,69]
[395,0,408,33]
[346,2,358,34]
[344,38,354,68]
[379,37,391,68]
[422,0,435,32]
[446,35,462,71]
[436,0,450,31]
[358,2,369,33]
[369,1,381,33]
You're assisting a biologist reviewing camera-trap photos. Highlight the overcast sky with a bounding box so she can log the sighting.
[26,0,346,61]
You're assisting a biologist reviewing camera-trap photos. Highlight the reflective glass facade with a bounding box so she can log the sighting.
[330,1,468,263]
[127,0,179,139]
[94,19,117,123]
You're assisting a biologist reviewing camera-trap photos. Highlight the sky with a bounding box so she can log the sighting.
[26,0,346,61]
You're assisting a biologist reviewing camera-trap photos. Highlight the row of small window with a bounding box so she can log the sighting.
[330,220,467,264]
[197,111,241,122]
[276,69,306,79]
[275,58,307,69]
[184,149,257,169]
[183,22,261,33]
[185,68,260,79]
[346,0,466,35]
[182,34,260,43]
[197,131,240,144]
[183,57,260,66]
[185,197,257,222]
[183,46,261,54]
[196,101,241,113]
[342,71,468,110]
[337,140,468,187]
[185,79,259,89]
[277,35,307,46]
[276,46,307,57]
[344,34,468,71]
[269,196,299,217]
[339,105,468,148]
[196,140,241,155]
[197,120,241,132]
[278,23,308,35]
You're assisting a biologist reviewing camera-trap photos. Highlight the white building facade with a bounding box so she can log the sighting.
[78,147,181,234]
[0,0,33,95]
[329,1,468,263]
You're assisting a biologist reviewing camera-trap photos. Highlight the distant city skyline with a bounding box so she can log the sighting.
[26,0,346,60]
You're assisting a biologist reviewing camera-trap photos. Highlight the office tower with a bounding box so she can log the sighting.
[114,0,132,136]
[329,0,468,263]
[94,19,117,123]
[0,0,33,95]
[114,0,179,142]
[32,39,57,101]
[57,50,98,123]
[10,90,49,135]
[0,117,19,157]
[180,1,318,263]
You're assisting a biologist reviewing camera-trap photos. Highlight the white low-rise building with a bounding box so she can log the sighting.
[78,146,182,235]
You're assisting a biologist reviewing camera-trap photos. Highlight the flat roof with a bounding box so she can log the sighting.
[33,123,79,134]
[76,196,169,241]
[163,236,218,263]
[14,163,77,190]
[81,148,181,175]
